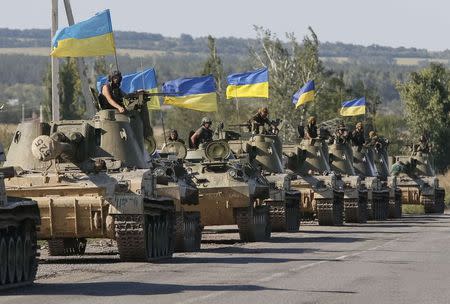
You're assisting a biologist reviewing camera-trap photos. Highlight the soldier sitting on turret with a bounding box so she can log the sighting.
[248,107,277,134]
[98,70,126,113]
[413,134,430,154]
[190,117,213,149]
[350,122,365,147]
[168,129,185,145]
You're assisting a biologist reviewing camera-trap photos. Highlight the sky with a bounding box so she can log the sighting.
[1,0,449,51]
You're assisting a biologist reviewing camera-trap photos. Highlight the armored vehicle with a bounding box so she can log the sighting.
[284,136,344,226]
[182,140,272,242]
[153,147,201,252]
[224,121,300,232]
[370,142,402,218]
[327,140,369,223]
[392,151,445,214]
[350,145,390,220]
[0,143,40,289]
[4,105,176,261]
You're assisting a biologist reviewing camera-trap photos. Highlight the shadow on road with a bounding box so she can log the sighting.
[3,281,288,296]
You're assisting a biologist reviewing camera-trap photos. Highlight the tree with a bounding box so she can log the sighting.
[397,63,450,171]
[59,58,84,119]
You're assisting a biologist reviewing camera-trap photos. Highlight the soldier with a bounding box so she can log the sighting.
[305,116,318,139]
[190,117,213,149]
[248,107,276,134]
[168,129,185,145]
[98,70,126,113]
[332,123,350,144]
[368,131,383,150]
[414,134,430,153]
[351,122,365,147]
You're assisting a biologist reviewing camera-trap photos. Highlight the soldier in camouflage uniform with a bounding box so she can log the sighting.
[351,122,365,147]
[248,107,276,134]
[305,116,318,139]
[190,117,213,149]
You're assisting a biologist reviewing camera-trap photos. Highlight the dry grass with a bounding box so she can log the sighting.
[438,172,450,206]
[402,204,425,214]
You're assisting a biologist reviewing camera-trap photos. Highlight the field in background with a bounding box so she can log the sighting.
[1,47,449,66]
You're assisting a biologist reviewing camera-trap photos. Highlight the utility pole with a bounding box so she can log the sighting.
[63,0,96,118]
[51,0,60,121]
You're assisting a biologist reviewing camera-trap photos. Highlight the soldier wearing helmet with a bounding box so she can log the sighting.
[190,117,213,149]
[168,129,185,145]
[248,107,275,134]
[305,116,318,139]
[332,123,349,144]
[99,70,126,113]
[351,121,365,147]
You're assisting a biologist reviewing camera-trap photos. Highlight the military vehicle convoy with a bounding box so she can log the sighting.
[4,104,177,261]
[284,136,344,226]
[0,143,40,289]
[181,139,272,242]
[392,151,445,214]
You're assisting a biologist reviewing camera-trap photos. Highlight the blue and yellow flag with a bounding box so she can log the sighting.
[162,75,217,112]
[51,10,115,57]
[340,97,366,116]
[226,68,269,99]
[97,68,160,110]
[292,80,315,108]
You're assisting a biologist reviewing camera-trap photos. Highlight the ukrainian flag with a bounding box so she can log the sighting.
[97,68,160,110]
[340,97,366,116]
[162,75,217,112]
[226,68,269,99]
[292,80,315,108]
[51,10,115,57]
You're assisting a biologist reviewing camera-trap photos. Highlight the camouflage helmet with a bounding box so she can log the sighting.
[356,122,363,128]
[108,70,122,82]
[308,116,316,124]
[369,130,377,138]
[201,117,212,125]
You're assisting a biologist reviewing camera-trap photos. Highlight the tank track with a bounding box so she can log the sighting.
[344,198,367,223]
[371,191,389,220]
[434,189,446,214]
[174,211,202,252]
[388,189,402,218]
[269,197,300,232]
[47,238,87,256]
[236,205,271,242]
[115,213,174,262]
[0,220,38,290]
[316,198,343,226]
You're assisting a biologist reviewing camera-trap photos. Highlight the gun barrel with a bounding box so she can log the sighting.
[31,135,73,162]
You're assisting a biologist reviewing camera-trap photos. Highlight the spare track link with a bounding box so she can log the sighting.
[372,191,389,220]
[236,206,271,242]
[174,211,202,252]
[269,198,300,233]
[388,189,402,218]
[115,213,174,262]
[47,238,87,256]
[317,198,343,226]
[0,220,38,290]
[344,198,367,223]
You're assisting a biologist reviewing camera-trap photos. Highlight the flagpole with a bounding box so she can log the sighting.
[160,110,167,146]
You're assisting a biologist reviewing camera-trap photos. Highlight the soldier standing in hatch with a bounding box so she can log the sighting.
[414,134,430,153]
[98,70,126,113]
[351,122,366,147]
[248,107,276,134]
[304,116,318,139]
[168,129,185,145]
[190,117,213,149]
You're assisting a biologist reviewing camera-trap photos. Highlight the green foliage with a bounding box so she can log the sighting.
[373,114,407,156]
[397,63,450,171]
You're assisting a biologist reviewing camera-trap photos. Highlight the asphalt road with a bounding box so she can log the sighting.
[2,213,450,304]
